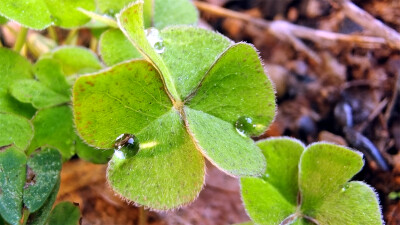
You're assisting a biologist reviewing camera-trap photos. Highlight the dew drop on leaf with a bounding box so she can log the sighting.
[145,28,165,54]
[235,116,266,137]
[341,183,350,192]
[114,133,139,159]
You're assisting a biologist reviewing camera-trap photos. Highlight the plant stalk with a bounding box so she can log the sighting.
[64,29,78,45]
[138,206,147,225]
[47,26,58,43]
[13,27,28,52]
[20,208,30,225]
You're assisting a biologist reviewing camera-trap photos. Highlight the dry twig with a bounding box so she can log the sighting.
[193,1,399,64]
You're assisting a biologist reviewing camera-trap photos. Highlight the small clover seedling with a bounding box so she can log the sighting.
[240,137,383,225]
[72,1,276,210]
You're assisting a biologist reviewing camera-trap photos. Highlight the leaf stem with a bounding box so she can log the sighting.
[138,206,147,225]
[20,208,30,225]
[64,29,78,45]
[47,26,58,43]
[13,27,28,52]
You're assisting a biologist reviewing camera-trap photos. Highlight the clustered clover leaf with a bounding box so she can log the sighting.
[72,1,276,210]
[240,137,383,225]
[0,46,112,163]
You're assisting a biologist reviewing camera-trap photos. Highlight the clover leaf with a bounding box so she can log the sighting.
[0,146,62,225]
[97,0,198,66]
[73,1,276,210]
[46,202,81,225]
[0,0,95,29]
[0,48,36,118]
[240,138,383,225]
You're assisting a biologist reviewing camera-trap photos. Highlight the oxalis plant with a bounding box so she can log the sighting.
[240,137,383,225]
[73,1,276,210]
[0,0,385,223]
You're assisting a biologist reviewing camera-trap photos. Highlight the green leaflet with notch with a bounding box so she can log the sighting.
[160,27,231,99]
[240,138,383,225]
[0,48,36,118]
[240,138,304,224]
[99,29,142,66]
[0,146,27,225]
[0,0,94,29]
[47,202,81,225]
[73,60,172,148]
[117,1,180,100]
[0,113,34,150]
[10,79,70,109]
[28,106,75,159]
[27,179,60,225]
[74,1,275,209]
[108,110,205,209]
[23,147,62,212]
[184,107,265,176]
[45,46,102,76]
[34,58,71,97]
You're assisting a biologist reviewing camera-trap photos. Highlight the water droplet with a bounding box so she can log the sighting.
[341,183,350,192]
[114,133,139,159]
[235,116,266,137]
[145,28,165,54]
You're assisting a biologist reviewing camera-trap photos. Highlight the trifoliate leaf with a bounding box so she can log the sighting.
[240,138,383,225]
[73,1,275,210]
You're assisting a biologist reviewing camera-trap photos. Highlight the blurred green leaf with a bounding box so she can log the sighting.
[0,48,36,118]
[75,136,112,164]
[23,148,62,212]
[0,146,27,225]
[47,202,81,225]
[0,113,33,150]
[0,0,95,29]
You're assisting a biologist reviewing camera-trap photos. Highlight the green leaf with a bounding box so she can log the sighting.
[34,58,71,97]
[107,110,205,210]
[48,46,102,76]
[73,60,172,149]
[0,0,94,29]
[299,143,364,213]
[117,2,180,100]
[153,0,198,29]
[299,143,382,224]
[75,136,113,164]
[47,202,81,225]
[160,27,231,99]
[97,0,197,29]
[240,138,304,224]
[23,147,62,212]
[27,106,76,160]
[27,179,60,225]
[0,146,27,225]
[257,138,304,204]
[240,177,296,225]
[313,181,382,224]
[186,43,275,133]
[10,79,70,109]
[185,107,265,176]
[0,16,7,24]
[99,29,142,66]
[45,0,95,28]
[0,48,35,118]
[0,113,34,150]
[240,139,383,225]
